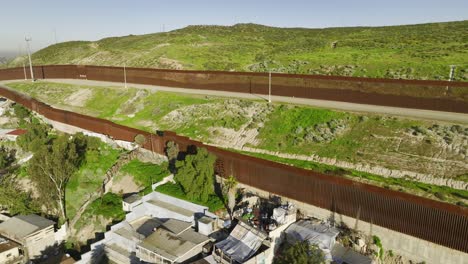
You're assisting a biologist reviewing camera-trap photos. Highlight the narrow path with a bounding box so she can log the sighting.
[2,78,467,124]
[68,149,138,233]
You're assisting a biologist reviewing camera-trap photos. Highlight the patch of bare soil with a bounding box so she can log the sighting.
[117,89,148,117]
[64,89,93,107]
[76,51,111,64]
[75,215,110,244]
[162,100,272,144]
[17,178,39,198]
[135,120,156,130]
[158,57,183,70]
[154,43,170,49]
[207,101,272,148]
[111,174,141,194]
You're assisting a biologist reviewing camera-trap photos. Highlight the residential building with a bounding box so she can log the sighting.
[213,220,270,264]
[136,218,211,263]
[122,194,142,212]
[0,236,22,264]
[0,214,56,259]
[78,192,218,264]
[0,129,27,141]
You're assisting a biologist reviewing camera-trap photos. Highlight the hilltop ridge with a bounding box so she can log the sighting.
[6,20,468,81]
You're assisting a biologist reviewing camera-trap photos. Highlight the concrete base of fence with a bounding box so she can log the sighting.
[237,182,468,264]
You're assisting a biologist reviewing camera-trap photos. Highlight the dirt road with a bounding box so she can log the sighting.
[2,78,468,124]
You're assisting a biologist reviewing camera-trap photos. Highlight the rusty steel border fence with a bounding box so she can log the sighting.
[0,66,467,253]
[0,65,467,113]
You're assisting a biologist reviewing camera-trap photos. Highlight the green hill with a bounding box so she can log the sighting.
[7,21,468,80]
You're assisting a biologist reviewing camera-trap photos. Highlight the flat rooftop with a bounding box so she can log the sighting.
[147,199,194,217]
[139,224,210,261]
[123,194,141,204]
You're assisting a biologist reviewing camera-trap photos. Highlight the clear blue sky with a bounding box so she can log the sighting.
[1,0,467,56]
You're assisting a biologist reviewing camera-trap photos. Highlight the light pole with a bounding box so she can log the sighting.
[445,65,456,95]
[25,37,34,82]
[268,70,272,103]
[448,65,456,81]
[123,63,127,88]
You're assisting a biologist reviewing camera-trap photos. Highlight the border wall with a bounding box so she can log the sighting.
[0,84,466,256]
[1,65,467,113]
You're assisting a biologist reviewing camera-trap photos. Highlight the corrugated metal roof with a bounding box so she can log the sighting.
[6,129,27,136]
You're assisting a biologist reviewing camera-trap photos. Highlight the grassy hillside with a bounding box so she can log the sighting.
[7,21,468,81]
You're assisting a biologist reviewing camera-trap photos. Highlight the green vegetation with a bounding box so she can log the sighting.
[155,146,224,212]
[73,192,125,233]
[66,138,121,220]
[85,193,125,221]
[274,240,326,264]
[6,21,468,81]
[4,81,468,206]
[28,134,83,221]
[0,180,39,215]
[17,121,51,152]
[119,159,170,187]
[257,105,348,153]
[373,235,384,260]
[156,182,224,212]
[175,148,217,203]
[0,146,15,169]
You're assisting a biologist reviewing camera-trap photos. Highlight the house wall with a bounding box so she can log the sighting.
[23,225,56,259]
[0,214,11,222]
[177,243,207,263]
[143,192,209,214]
[123,201,143,212]
[55,223,68,243]
[0,246,21,264]
[244,247,271,264]
[265,217,296,264]
[122,202,131,212]
[238,182,468,264]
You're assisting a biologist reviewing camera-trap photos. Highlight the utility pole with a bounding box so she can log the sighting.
[23,62,27,80]
[25,37,34,82]
[123,63,127,88]
[268,70,272,103]
[53,28,58,44]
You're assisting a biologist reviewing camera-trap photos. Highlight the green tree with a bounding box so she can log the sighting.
[0,177,39,215]
[223,175,238,219]
[17,121,50,153]
[274,241,326,264]
[165,141,179,172]
[13,104,31,120]
[175,147,216,203]
[28,134,81,221]
[0,146,15,169]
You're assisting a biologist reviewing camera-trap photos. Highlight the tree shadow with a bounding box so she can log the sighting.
[35,241,68,264]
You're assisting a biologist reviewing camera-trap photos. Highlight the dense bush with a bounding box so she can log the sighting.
[174,147,216,203]
[87,193,125,221]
